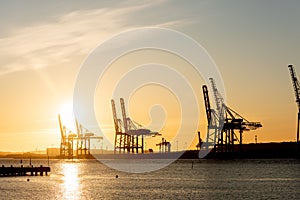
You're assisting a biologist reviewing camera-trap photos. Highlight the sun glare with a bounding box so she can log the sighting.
[59,102,75,130]
[61,163,80,199]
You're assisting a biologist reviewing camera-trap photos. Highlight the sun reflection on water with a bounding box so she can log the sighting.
[60,163,81,200]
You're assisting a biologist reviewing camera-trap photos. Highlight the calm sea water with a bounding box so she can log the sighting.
[0,158,299,200]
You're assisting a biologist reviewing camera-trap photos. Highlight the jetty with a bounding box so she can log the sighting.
[0,165,50,177]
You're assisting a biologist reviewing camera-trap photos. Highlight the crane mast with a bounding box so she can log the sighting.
[202,85,211,124]
[209,78,226,127]
[120,98,129,133]
[111,99,120,133]
[58,114,75,157]
[209,78,223,114]
[288,65,300,144]
[58,114,67,156]
[202,85,220,150]
[58,114,65,140]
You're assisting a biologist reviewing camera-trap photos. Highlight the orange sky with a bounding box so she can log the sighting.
[0,1,299,151]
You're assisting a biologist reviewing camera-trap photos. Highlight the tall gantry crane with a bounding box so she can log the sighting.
[58,114,103,158]
[75,120,103,156]
[58,114,76,158]
[202,78,262,154]
[111,99,133,153]
[202,85,220,149]
[288,65,300,144]
[111,98,160,154]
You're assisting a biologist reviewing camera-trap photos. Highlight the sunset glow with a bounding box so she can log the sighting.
[0,1,299,152]
[59,102,75,132]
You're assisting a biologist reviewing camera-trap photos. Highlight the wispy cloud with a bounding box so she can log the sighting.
[0,0,188,76]
[0,6,136,75]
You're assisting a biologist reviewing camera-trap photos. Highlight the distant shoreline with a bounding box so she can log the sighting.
[1,142,299,160]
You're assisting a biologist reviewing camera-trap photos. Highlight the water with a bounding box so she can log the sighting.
[0,159,299,199]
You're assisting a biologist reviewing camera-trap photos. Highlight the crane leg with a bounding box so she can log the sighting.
[197,131,201,150]
[240,130,243,153]
[142,135,144,154]
[297,111,300,144]
[297,111,300,154]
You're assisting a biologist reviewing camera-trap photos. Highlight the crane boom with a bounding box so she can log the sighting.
[226,107,262,130]
[111,99,120,133]
[288,65,300,109]
[209,78,223,114]
[120,98,129,133]
[58,114,65,140]
[202,85,211,124]
[288,64,300,144]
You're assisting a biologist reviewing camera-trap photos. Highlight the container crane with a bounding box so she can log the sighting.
[288,65,300,144]
[111,98,160,154]
[156,137,171,153]
[58,114,67,156]
[75,119,103,156]
[58,114,103,158]
[120,98,160,153]
[202,85,220,150]
[111,99,133,153]
[58,114,75,158]
[202,78,262,154]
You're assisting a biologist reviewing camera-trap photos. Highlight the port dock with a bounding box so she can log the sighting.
[0,165,50,177]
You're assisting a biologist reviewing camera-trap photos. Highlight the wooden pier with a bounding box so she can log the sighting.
[0,165,50,177]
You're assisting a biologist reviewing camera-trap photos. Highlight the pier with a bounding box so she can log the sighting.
[0,165,50,177]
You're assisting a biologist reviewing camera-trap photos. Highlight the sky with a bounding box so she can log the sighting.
[0,0,300,152]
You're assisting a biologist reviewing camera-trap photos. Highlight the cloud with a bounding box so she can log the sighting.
[0,0,187,76]
[0,7,132,75]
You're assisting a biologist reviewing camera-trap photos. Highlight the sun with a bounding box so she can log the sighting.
[59,102,75,131]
